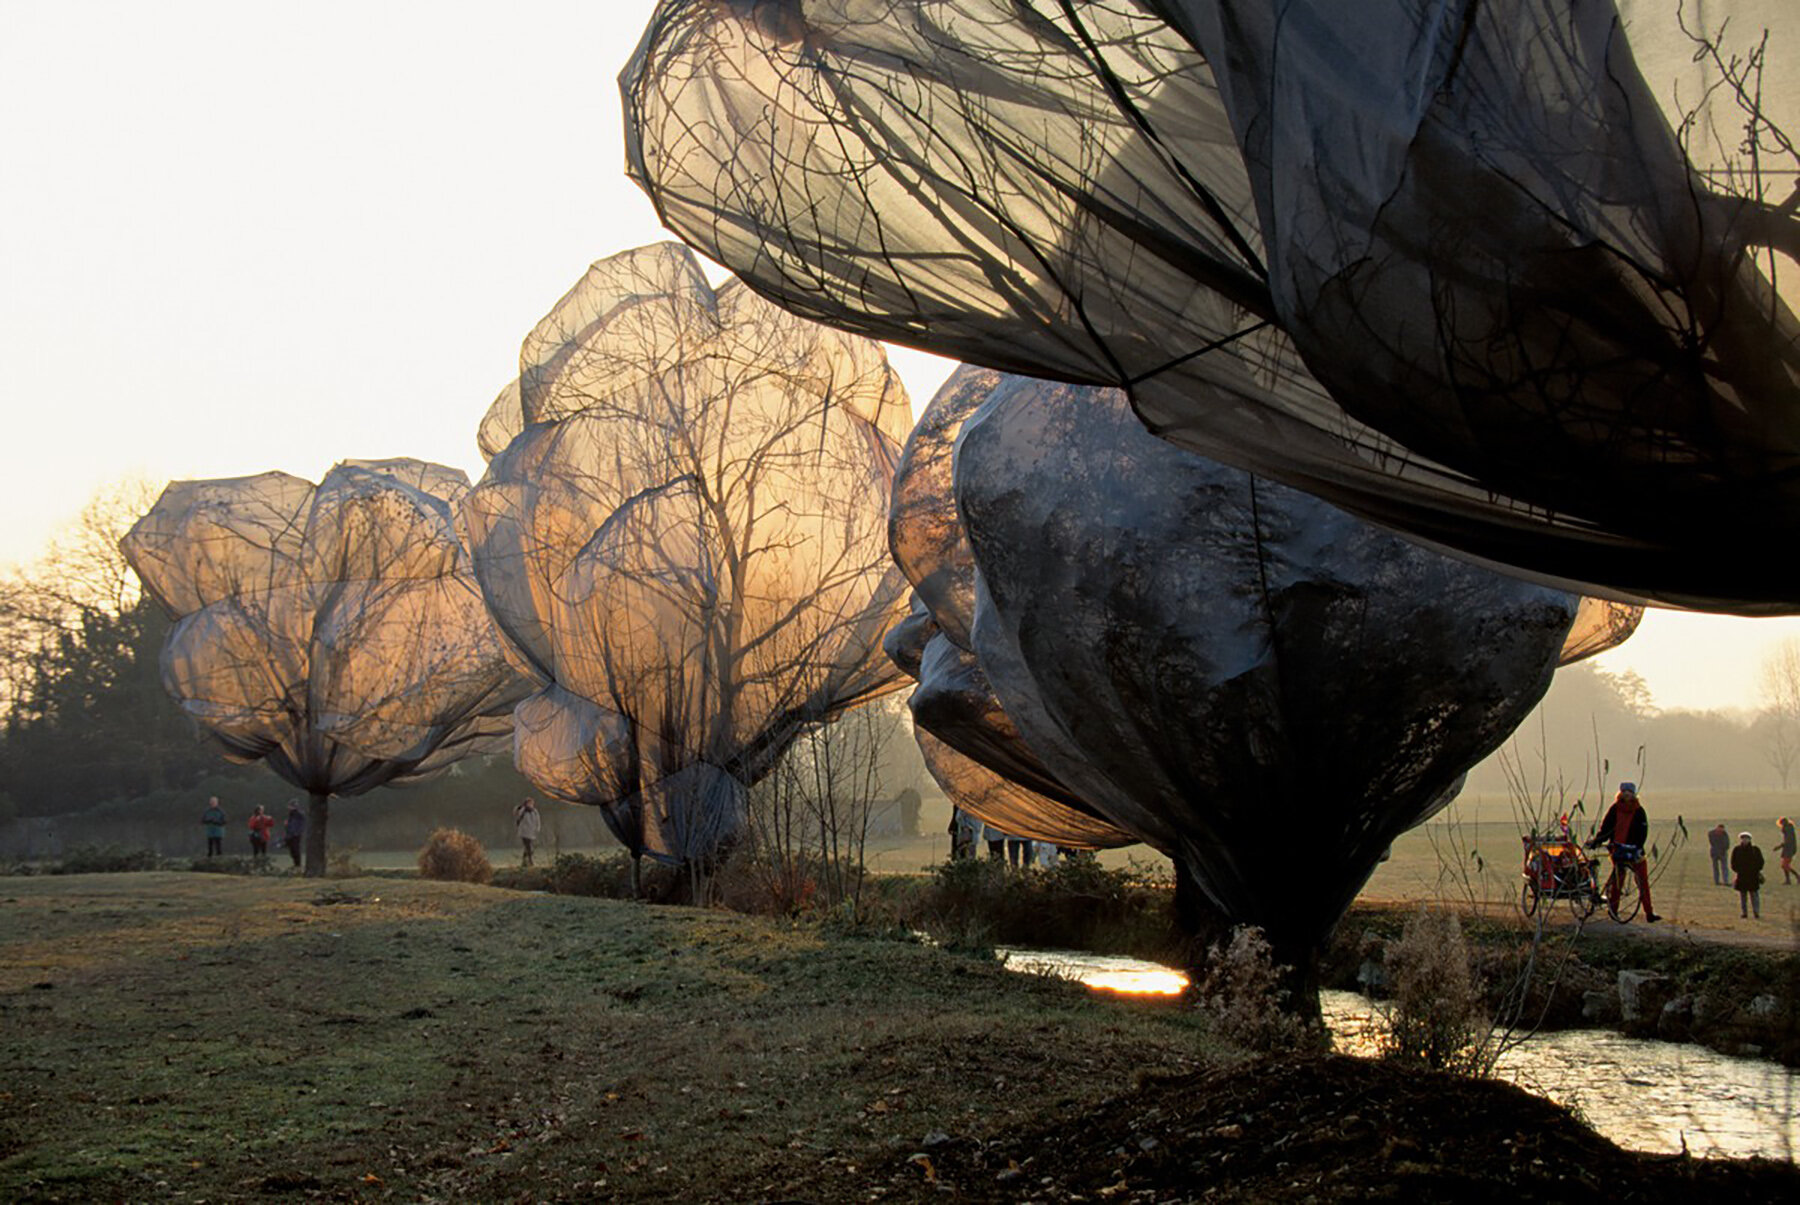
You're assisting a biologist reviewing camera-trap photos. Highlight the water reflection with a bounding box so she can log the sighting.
[1000,947,1188,996]
[999,948,1798,1161]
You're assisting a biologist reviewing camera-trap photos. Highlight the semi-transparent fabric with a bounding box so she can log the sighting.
[466,243,914,863]
[625,1,1800,612]
[939,371,1578,964]
[121,461,527,796]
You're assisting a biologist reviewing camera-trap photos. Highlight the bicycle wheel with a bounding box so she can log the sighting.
[1520,878,1541,918]
[1607,865,1641,922]
[1567,871,1598,922]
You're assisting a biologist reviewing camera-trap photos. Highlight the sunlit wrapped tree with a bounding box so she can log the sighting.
[465,243,913,881]
[625,0,1800,612]
[121,460,528,875]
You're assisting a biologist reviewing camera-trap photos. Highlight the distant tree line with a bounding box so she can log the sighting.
[0,481,249,822]
[1463,660,1790,797]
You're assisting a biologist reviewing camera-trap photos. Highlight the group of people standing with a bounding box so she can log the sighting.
[198,797,306,868]
[1708,815,1798,920]
[947,807,1069,868]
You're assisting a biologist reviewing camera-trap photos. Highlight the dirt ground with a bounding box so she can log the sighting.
[888,1055,1799,1203]
[3,874,1794,1202]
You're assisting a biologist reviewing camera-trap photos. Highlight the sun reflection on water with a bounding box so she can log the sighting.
[997,948,1189,997]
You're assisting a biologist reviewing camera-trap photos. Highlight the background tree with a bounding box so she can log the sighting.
[1759,638,1800,789]
[0,479,245,816]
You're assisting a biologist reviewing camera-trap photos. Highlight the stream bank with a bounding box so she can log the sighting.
[1326,904,1800,1065]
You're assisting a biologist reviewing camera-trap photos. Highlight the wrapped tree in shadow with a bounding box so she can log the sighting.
[120,460,529,876]
[624,0,1800,613]
[883,369,1142,859]
[893,366,1640,1020]
[465,243,913,893]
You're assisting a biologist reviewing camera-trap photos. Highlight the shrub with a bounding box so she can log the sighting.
[54,845,161,875]
[546,851,636,898]
[1381,907,1489,1074]
[1191,925,1320,1053]
[327,845,363,878]
[897,855,1179,958]
[187,855,257,875]
[416,828,493,884]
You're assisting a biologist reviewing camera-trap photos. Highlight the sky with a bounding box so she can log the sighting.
[3,0,1798,715]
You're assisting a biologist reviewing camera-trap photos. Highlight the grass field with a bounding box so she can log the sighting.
[1363,788,1800,944]
[0,873,1222,1201]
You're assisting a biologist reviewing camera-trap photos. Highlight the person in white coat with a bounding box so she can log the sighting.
[513,797,543,867]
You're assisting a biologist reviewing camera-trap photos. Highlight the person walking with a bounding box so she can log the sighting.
[513,797,542,867]
[282,801,306,869]
[1708,823,1731,886]
[199,796,227,858]
[1779,816,1797,886]
[1585,782,1660,923]
[247,805,275,866]
[1731,831,1765,919]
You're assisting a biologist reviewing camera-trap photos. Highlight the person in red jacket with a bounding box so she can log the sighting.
[1586,782,1660,923]
[246,805,275,866]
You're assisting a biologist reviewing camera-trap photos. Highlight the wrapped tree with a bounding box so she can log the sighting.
[891,367,1639,1012]
[625,0,1800,612]
[465,243,913,881]
[121,460,528,875]
[885,369,1139,852]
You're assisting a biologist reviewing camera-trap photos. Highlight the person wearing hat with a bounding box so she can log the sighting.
[1731,831,1765,919]
[1779,816,1797,886]
[1585,782,1660,923]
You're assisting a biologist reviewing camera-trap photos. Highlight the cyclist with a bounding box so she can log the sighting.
[1585,782,1661,923]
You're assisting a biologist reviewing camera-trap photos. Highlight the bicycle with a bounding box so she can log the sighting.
[1518,832,1601,922]
[1599,841,1647,923]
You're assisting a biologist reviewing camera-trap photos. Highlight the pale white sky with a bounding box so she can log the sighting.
[3,0,1796,715]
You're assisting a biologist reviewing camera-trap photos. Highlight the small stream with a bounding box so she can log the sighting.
[999,947,1798,1162]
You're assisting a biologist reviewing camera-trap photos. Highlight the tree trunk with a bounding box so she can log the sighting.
[304,791,330,878]
[1175,860,1329,1044]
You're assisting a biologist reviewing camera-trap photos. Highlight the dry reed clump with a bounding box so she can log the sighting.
[416,828,493,884]
[1191,925,1319,1053]
[1381,907,1489,1074]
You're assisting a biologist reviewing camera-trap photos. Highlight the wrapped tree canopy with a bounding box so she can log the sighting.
[625,0,1800,613]
[465,243,913,870]
[900,368,1587,1008]
[121,460,528,875]
[889,365,1635,860]
[885,370,1141,851]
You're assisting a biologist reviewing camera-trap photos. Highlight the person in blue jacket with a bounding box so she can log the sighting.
[199,797,226,857]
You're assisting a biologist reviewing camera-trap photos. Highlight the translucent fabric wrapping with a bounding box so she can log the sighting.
[465,243,913,864]
[120,461,528,796]
[923,369,1579,964]
[625,1,1800,612]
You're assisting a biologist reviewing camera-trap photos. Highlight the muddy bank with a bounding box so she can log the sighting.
[1326,905,1800,1066]
[872,1055,1799,1202]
